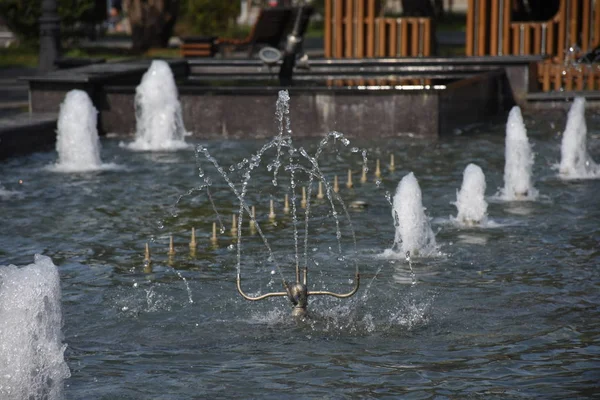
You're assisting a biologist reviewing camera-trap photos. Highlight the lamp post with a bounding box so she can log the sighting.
[39,0,61,71]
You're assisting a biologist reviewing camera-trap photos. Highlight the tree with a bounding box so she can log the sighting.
[124,0,180,52]
[0,0,104,42]
[179,0,240,37]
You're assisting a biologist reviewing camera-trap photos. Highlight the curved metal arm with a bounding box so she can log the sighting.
[236,273,290,301]
[308,272,360,299]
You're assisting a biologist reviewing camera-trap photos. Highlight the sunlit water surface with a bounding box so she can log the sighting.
[0,112,599,399]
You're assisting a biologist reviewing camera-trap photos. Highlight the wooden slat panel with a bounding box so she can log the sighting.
[534,24,542,54]
[569,0,578,48]
[357,0,365,57]
[478,0,487,56]
[512,25,519,55]
[523,24,531,55]
[502,0,511,55]
[575,68,584,90]
[335,0,344,57]
[378,18,386,56]
[587,65,595,89]
[554,65,562,91]
[401,19,409,56]
[345,0,353,57]
[325,0,332,57]
[389,18,397,56]
[596,0,600,47]
[565,68,573,91]
[557,0,566,61]
[491,0,499,56]
[411,19,419,56]
[547,22,555,56]
[582,0,591,51]
[367,0,375,57]
[542,62,551,92]
[466,0,475,56]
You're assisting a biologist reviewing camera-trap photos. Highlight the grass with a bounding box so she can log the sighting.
[0,46,39,68]
[0,43,185,69]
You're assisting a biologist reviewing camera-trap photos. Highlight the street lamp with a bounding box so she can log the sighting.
[39,0,61,71]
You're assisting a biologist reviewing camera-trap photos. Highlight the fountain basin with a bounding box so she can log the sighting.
[16,56,540,142]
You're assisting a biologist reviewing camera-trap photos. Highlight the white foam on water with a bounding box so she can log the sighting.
[558,97,600,180]
[122,60,190,151]
[0,255,70,400]
[452,163,488,226]
[382,172,438,258]
[51,89,115,173]
[498,106,538,201]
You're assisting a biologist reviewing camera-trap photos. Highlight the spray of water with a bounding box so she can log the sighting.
[452,163,488,226]
[558,97,600,179]
[384,172,437,257]
[123,60,189,151]
[53,89,105,172]
[0,255,70,400]
[499,106,538,200]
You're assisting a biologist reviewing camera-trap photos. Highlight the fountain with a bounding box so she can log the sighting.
[195,90,359,317]
[558,97,600,179]
[0,255,70,400]
[1,89,599,397]
[498,106,538,200]
[123,60,189,151]
[452,163,488,226]
[53,89,104,172]
[384,172,437,257]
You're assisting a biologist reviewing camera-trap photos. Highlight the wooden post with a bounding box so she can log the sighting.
[357,0,365,57]
[325,0,332,57]
[502,0,511,55]
[389,19,397,56]
[411,20,419,56]
[335,0,344,57]
[491,0,499,56]
[401,19,409,56]
[478,0,487,56]
[367,0,375,57]
[557,0,566,61]
[345,0,354,57]
[466,0,475,56]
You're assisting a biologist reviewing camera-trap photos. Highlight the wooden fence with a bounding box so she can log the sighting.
[538,62,600,91]
[466,0,600,61]
[324,0,432,58]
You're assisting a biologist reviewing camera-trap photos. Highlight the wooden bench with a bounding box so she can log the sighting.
[180,36,217,58]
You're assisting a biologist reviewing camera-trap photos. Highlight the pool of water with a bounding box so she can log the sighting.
[1,110,599,399]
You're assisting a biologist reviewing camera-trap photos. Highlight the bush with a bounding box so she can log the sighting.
[180,0,240,37]
[0,0,105,42]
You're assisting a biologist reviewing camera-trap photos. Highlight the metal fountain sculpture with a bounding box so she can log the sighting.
[237,259,360,318]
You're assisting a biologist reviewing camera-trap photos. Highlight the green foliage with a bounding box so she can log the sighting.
[0,0,105,42]
[180,0,241,36]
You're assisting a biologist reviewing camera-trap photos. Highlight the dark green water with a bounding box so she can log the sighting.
[0,110,599,399]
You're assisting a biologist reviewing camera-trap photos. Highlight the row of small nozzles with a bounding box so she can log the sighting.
[142,155,396,266]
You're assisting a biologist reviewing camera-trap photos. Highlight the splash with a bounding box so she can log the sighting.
[53,89,105,172]
[0,255,70,400]
[452,163,488,226]
[384,172,437,257]
[123,60,189,151]
[498,106,538,200]
[558,97,600,179]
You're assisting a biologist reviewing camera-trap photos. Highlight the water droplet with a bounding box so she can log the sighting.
[270,270,275,275]
[227,244,234,250]
[122,306,129,311]
[133,282,138,288]
[351,147,359,153]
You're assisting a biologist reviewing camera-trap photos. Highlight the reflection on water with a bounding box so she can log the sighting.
[0,120,599,398]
